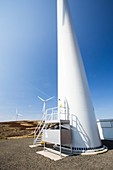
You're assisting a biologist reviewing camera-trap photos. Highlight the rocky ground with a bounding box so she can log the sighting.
[0,138,113,170]
[0,121,113,170]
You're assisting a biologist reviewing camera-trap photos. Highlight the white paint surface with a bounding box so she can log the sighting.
[97,119,113,140]
[57,0,101,148]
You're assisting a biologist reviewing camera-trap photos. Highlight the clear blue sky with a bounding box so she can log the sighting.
[0,0,113,121]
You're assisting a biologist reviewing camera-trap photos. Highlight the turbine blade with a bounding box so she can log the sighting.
[38,96,44,102]
[46,96,54,102]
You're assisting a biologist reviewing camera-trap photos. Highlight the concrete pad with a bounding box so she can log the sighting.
[29,144,41,148]
[36,150,63,161]
[44,147,68,157]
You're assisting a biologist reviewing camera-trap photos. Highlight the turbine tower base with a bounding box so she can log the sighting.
[72,145,108,155]
[54,144,108,155]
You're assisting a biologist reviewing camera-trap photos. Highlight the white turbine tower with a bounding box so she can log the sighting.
[57,0,106,152]
[38,96,54,115]
[16,108,22,121]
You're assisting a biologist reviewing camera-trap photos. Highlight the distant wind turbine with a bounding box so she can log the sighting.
[16,108,22,121]
[38,96,54,115]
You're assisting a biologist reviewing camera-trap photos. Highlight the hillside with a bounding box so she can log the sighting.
[0,120,39,139]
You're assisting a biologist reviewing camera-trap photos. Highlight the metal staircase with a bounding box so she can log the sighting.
[33,112,46,145]
[33,123,45,144]
[33,96,55,145]
[31,104,72,160]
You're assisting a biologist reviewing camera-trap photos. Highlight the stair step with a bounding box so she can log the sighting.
[29,143,42,148]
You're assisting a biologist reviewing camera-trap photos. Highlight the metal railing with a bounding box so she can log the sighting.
[45,106,69,121]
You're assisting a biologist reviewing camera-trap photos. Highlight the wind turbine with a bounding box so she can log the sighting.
[57,0,106,153]
[16,108,22,121]
[38,96,54,115]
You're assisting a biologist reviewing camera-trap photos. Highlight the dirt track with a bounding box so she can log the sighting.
[0,138,113,170]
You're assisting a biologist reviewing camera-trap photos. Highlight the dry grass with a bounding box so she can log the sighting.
[0,120,39,139]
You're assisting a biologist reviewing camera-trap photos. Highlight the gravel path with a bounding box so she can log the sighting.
[0,138,113,170]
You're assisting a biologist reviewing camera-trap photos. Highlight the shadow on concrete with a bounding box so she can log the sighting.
[102,140,113,150]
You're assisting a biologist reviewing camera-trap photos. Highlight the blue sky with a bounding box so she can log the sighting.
[0,0,113,121]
